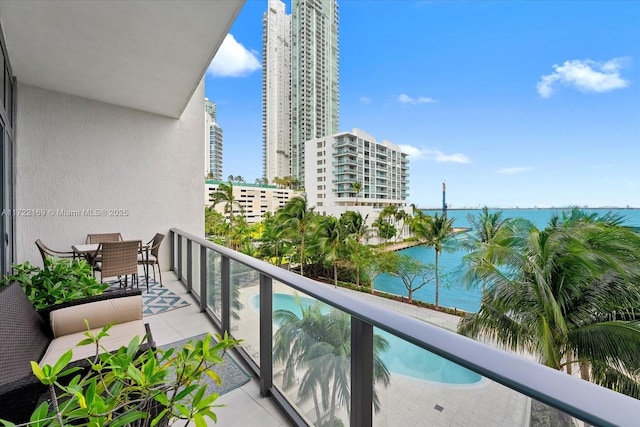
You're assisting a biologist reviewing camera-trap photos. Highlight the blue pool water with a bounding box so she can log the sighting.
[375,208,640,313]
[252,293,482,385]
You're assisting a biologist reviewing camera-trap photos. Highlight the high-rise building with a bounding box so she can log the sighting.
[205,98,223,180]
[262,0,340,187]
[291,0,340,187]
[262,0,292,183]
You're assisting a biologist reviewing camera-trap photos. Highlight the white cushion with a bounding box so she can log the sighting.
[40,321,148,365]
[50,295,143,337]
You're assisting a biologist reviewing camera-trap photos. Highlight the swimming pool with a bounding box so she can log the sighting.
[251,293,482,385]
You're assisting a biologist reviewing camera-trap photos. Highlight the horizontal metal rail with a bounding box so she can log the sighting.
[171,228,640,426]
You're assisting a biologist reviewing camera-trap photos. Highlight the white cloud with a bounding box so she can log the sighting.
[207,34,260,77]
[496,166,534,175]
[537,57,630,98]
[398,145,424,159]
[398,93,438,105]
[360,96,372,104]
[399,145,470,163]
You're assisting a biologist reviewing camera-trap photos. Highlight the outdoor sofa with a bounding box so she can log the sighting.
[0,283,155,423]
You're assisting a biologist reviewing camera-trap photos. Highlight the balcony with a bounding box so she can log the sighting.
[1,2,637,426]
[167,229,639,427]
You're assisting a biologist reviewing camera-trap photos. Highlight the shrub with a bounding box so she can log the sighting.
[9,326,239,426]
[0,259,108,309]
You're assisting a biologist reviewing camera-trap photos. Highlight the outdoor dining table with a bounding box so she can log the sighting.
[72,243,150,285]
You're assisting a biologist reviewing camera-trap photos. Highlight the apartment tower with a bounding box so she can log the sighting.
[262,0,340,187]
[304,128,409,217]
[262,0,292,183]
[291,0,340,187]
[205,98,223,180]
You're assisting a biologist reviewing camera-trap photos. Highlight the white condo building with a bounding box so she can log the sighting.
[205,98,223,180]
[262,0,292,183]
[205,180,298,225]
[304,128,410,234]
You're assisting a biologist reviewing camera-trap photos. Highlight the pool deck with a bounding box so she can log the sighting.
[235,282,532,426]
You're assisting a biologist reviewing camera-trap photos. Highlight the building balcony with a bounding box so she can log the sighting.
[1,2,636,426]
[167,229,638,426]
[332,158,359,166]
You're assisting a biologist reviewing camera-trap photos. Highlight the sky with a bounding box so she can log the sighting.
[203,0,640,210]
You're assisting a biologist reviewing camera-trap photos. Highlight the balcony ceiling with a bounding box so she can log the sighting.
[0,0,244,118]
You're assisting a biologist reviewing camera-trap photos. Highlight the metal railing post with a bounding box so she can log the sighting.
[176,234,183,282]
[200,245,207,312]
[186,239,192,293]
[221,255,230,334]
[351,317,373,427]
[259,274,273,396]
[169,231,175,271]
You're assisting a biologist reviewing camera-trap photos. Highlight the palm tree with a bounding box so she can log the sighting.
[394,210,408,242]
[209,182,244,243]
[410,212,455,309]
[273,301,391,425]
[315,216,344,288]
[460,206,511,251]
[258,214,289,266]
[372,214,395,244]
[351,181,362,206]
[277,196,315,276]
[458,211,640,397]
[340,211,370,243]
[471,206,507,242]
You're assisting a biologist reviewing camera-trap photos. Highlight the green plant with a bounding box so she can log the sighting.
[0,259,109,309]
[6,325,239,427]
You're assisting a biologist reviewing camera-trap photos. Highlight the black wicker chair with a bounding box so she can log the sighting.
[0,283,154,423]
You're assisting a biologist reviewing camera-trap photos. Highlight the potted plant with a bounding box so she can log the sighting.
[0,259,109,309]
[8,325,239,427]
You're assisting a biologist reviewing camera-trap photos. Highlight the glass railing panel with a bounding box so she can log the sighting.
[270,285,352,426]
[370,328,584,427]
[528,399,582,427]
[205,249,222,320]
[229,259,260,361]
[190,241,200,298]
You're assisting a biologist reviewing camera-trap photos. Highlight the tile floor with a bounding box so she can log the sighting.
[143,271,294,427]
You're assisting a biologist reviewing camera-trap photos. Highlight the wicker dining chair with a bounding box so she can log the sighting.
[86,232,123,244]
[138,233,165,287]
[35,239,76,268]
[85,233,123,268]
[93,240,142,289]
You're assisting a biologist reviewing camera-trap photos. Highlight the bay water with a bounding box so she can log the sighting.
[373,208,640,313]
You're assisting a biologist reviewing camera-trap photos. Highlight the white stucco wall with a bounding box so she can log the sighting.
[14,81,205,269]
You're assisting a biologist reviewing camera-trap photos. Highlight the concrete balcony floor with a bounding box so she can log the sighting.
[143,271,293,427]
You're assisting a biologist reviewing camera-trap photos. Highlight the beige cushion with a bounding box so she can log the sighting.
[50,295,143,338]
[40,321,148,366]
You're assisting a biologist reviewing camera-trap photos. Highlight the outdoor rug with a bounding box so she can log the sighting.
[159,334,251,396]
[107,279,191,316]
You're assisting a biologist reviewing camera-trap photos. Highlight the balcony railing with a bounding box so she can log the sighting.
[170,228,639,427]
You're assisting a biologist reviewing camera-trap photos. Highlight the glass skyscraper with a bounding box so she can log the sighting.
[262,0,339,187]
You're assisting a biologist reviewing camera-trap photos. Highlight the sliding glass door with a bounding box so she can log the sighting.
[0,24,15,276]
